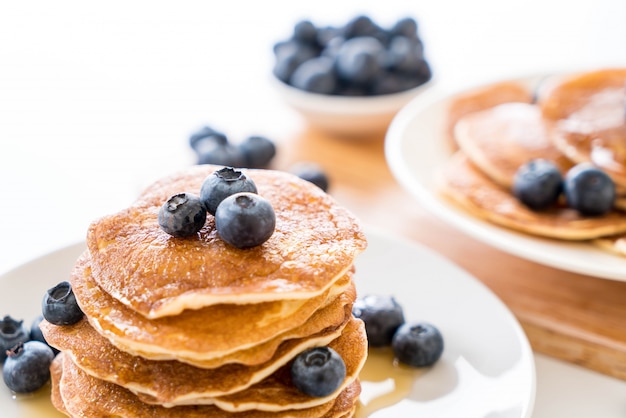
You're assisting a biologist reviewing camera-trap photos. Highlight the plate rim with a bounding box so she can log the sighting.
[384,74,626,282]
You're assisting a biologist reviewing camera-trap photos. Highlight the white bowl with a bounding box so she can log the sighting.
[271,76,434,139]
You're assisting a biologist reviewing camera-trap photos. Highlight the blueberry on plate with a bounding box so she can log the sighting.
[512,159,563,211]
[158,193,207,237]
[564,163,615,216]
[352,295,405,347]
[289,162,330,192]
[3,341,55,393]
[238,135,277,168]
[0,316,29,362]
[392,322,444,367]
[42,281,84,326]
[215,192,276,249]
[291,346,346,397]
[30,315,59,355]
[200,167,258,215]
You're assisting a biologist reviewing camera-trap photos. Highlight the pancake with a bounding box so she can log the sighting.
[54,353,361,418]
[592,234,626,257]
[540,68,626,188]
[454,102,573,188]
[135,318,367,411]
[50,355,68,416]
[438,152,626,240]
[70,252,355,364]
[87,165,367,319]
[444,80,533,151]
[41,312,350,403]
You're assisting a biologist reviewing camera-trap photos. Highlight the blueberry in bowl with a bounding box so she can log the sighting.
[271,14,434,138]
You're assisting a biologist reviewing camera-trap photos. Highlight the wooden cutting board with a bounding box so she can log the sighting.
[274,127,626,381]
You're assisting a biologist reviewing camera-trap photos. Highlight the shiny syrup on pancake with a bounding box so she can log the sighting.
[9,386,65,418]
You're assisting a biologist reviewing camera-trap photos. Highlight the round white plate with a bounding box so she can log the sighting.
[0,228,535,417]
[385,76,626,282]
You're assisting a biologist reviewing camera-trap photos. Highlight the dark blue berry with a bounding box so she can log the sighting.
[290,56,337,94]
[392,322,444,367]
[188,126,227,151]
[200,167,258,215]
[290,346,346,397]
[158,193,207,237]
[42,281,84,326]
[564,163,615,216]
[215,192,275,249]
[273,42,318,83]
[342,15,381,39]
[293,20,318,45]
[30,315,59,356]
[390,17,419,38]
[352,295,405,347]
[3,341,54,393]
[512,159,563,211]
[335,36,385,84]
[386,36,425,73]
[239,135,277,168]
[289,162,330,192]
[0,316,29,362]
[196,143,246,168]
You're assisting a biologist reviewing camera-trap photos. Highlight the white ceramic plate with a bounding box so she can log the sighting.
[385,75,626,282]
[0,228,535,417]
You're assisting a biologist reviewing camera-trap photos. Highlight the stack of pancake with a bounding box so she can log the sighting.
[41,165,368,417]
[439,68,626,254]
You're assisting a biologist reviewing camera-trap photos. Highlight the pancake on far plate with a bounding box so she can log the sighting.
[540,68,626,188]
[437,152,626,240]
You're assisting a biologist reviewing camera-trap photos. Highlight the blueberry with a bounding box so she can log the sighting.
[386,36,425,73]
[293,20,318,45]
[215,192,276,249]
[30,315,59,356]
[564,163,616,216]
[0,316,29,362]
[239,135,277,168]
[289,162,330,192]
[290,346,346,397]
[352,295,405,347]
[200,167,258,215]
[512,159,563,211]
[390,17,419,38]
[342,15,381,39]
[335,36,385,85]
[188,126,227,151]
[42,281,84,326]
[392,322,444,367]
[290,56,337,94]
[3,341,54,393]
[273,41,318,83]
[158,193,207,237]
[197,143,246,168]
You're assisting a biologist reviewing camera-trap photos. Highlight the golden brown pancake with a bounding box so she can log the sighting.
[444,80,533,151]
[54,353,360,417]
[592,234,626,256]
[70,252,355,364]
[135,318,367,411]
[49,355,68,416]
[454,102,573,188]
[41,313,350,403]
[438,152,626,240]
[540,68,626,188]
[87,165,367,319]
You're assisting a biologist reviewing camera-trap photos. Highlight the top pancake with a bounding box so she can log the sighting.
[87,165,367,318]
[454,102,573,188]
[444,80,533,151]
[540,68,626,187]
